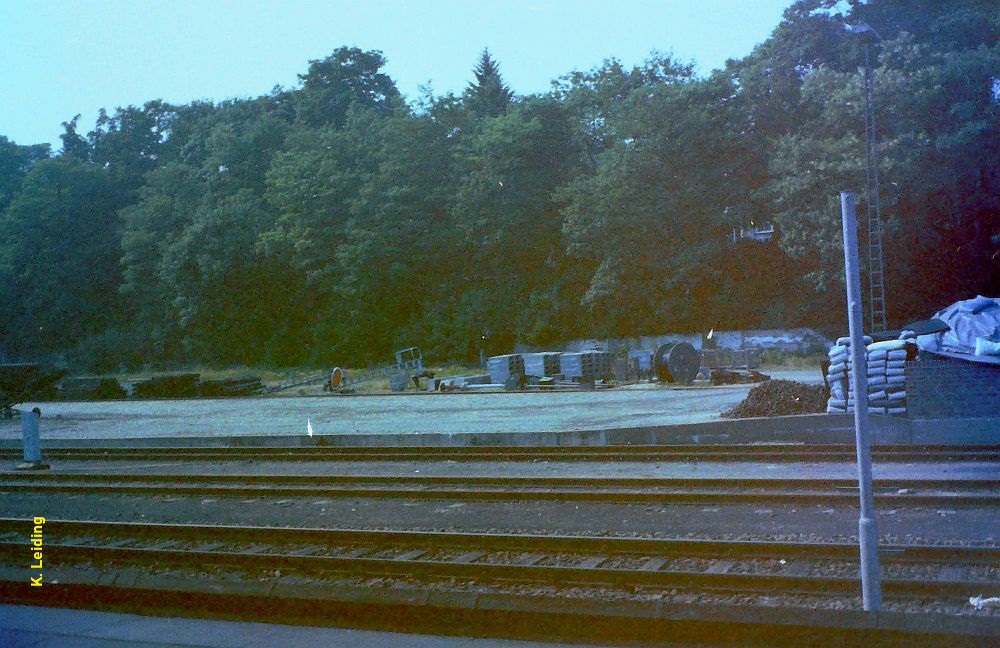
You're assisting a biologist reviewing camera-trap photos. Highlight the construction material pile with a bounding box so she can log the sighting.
[559,351,611,382]
[826,335,916,415]
[522,352,561,378]
[722,379,828,418]
[487,354,525,384]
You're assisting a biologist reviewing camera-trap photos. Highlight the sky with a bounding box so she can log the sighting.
[1,0,793,149]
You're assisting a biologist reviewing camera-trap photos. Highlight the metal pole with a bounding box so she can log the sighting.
[840,191,882,611]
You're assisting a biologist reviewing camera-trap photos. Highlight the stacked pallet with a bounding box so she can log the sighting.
[559,351,611,382]
[487,354,525,384]
[522,352,562,378]
[826,334,914,416]
[627,350,654,374]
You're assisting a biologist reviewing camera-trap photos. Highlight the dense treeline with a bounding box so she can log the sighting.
[1,0,997,371]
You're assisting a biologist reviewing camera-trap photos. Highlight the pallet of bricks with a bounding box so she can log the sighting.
[559,350,611,383]
[522,352,561,378]
[826,332,917,416]
[487,354,525,384]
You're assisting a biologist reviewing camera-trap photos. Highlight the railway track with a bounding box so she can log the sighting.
[3,443,999,463]
[2,517,997,599]
[2,472,997,506]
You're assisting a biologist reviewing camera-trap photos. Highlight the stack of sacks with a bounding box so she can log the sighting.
[865,335,913,415]
[825,336,871,413]
[826,332,916,416]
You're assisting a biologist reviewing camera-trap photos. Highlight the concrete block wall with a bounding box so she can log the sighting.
[906,356,1000,419]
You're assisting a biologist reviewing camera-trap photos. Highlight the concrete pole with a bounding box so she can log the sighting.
[17,407,48,470]
[840,191,882,611]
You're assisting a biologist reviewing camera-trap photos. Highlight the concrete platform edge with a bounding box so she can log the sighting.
[0,414,995,449]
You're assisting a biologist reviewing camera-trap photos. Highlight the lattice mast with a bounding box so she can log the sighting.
[862,41,887,333]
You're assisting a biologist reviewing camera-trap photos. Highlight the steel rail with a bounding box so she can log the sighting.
[0,518,994,599]
[2,444,998,462]
[1,476,997,505]
[3,517,994,562]
[5,471,999,489]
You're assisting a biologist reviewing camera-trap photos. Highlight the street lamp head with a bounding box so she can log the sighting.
[845,22,881,41]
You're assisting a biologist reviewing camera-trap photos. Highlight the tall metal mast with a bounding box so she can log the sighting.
[862,40,887,333]
[848,22,887,333]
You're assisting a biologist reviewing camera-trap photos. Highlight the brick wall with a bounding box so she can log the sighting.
[906,356,1000,418]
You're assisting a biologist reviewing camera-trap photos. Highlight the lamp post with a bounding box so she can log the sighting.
[840,191,882,612]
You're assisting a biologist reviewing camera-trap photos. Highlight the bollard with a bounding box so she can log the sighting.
[16,407,49,471]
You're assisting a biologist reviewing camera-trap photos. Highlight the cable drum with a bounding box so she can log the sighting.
[652,342,700,384]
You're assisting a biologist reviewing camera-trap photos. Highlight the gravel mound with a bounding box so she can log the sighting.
[722,379,828,418]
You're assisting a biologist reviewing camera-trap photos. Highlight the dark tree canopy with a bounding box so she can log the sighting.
[0,3,996,370]
[295,47,401,127]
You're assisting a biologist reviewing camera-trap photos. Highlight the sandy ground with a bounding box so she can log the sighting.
[0,370,824,440]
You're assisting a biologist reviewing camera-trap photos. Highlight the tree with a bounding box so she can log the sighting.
[559,66,767,336]
[0,158,123,359]
[0,136,49,213]
[763,0,1000,324]
[295,47,401,128]
[465,49,514,118]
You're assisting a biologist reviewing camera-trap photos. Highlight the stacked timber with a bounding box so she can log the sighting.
[522,352,561,378]
[198,377,263,397]
[559,351,611,382]
[826,334,915,416]
[133,373,200,399]
[57,377,126,401]
[487,354,525,384]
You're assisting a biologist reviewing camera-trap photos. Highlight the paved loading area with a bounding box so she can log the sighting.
[0,604,608,648]
[0,371,824,441]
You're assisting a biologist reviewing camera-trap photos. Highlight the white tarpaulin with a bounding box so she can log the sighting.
[917,295,1000,356]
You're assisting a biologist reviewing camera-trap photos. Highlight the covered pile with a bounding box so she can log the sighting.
[722,380,828,418]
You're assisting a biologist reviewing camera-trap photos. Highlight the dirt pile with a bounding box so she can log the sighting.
[722,379,828,418]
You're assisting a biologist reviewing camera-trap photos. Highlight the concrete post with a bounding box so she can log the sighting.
[17,407,49,470]
[840,191,882,611]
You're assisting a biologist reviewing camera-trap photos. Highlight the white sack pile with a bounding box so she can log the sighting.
[826,333,916,416]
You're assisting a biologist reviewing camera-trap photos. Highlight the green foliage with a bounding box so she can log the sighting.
[0,157,124,356]
[295,47,401,128]
[464,49,514,118]
[0,4,997,370]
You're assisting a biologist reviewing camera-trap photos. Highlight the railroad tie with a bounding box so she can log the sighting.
[394,549,428,561]
[575,556,607,569]
[936,565,967,582]
[779,561,812,577]
[638,557,668,572]
[704,560,734,575]
[452,551,485,563]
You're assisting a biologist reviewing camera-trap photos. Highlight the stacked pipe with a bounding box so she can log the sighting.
[826,333,916,416]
